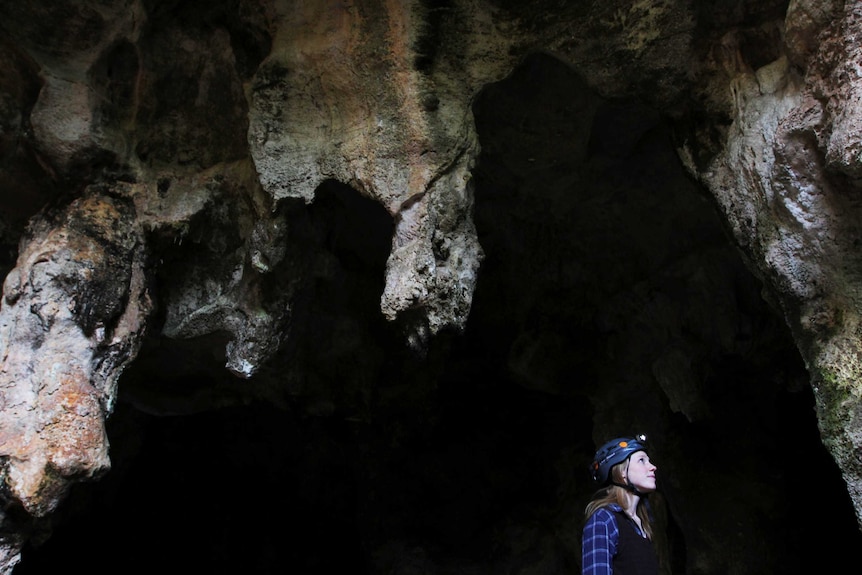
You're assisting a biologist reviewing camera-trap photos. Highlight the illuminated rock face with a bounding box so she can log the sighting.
[1,0,862,573]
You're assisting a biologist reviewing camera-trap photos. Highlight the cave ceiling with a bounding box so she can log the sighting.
[1,1,862,574]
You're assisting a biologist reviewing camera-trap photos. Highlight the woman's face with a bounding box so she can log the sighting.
[624,450,657,493]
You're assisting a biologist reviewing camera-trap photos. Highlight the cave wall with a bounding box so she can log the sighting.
[685,0,862,518]
[1,0,862,574]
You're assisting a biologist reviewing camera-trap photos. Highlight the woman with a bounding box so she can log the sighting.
[582,434,658,575]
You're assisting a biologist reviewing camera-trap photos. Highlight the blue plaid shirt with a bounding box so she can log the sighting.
[582,504,626,575]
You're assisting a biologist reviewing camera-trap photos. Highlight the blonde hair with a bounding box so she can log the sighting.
[584,460,654,540]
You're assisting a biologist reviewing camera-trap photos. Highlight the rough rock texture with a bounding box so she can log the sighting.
[685,0,862,523]
[1,0,862,574]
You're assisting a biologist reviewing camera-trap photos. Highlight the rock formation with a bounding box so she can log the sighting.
[0,0,861,573]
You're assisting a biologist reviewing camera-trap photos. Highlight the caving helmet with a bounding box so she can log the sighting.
[590,434,648,486]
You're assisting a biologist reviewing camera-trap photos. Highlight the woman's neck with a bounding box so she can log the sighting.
[623,492,640,517]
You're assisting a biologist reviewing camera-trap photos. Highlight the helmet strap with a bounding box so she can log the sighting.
[609,480,650,497]
[612,458,650,496]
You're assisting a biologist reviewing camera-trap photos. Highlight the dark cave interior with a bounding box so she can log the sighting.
[13,52,862,574]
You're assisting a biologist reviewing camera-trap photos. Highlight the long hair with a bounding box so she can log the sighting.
[584,459,654,540]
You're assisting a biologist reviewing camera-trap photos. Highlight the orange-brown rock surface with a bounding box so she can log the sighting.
[1,1,862,573]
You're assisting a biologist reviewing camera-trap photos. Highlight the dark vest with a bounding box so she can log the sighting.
[613,510,659,575]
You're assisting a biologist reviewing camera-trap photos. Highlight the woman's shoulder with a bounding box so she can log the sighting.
[589,504,623,524]
[600,503,624,515]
